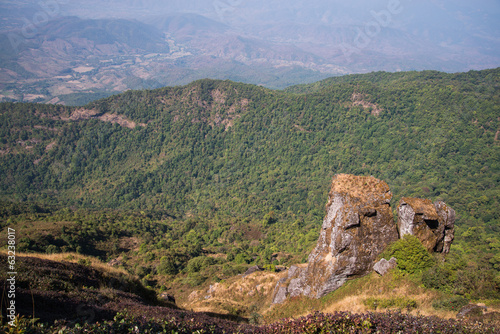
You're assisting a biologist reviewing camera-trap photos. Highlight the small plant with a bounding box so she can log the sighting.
[77,258,92,267]
[263,264,276,272]
[0,315,37,334]
[249,312,262,325]
[422,264,453,291]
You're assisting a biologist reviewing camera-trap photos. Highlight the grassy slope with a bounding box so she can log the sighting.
[1,252,499,333]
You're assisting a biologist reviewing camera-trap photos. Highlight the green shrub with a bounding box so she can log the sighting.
[363,297,418,311]
[382,235,435,274]
[77,258,91,267]
[234,253,251,264]
[222,264,247,277]
[45,244,59,254]
[422,265,453,291]
[263,264,276,272]
[432,296,469,311]
[262,211,277,227]
[135,265,148,277]
[186,256,215,273]
[158,256,178,275]
[185,272,206,287]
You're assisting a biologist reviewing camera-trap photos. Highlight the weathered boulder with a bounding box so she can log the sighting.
[273,174,399,302]
[373,257,397,276]
[397,198,455,253]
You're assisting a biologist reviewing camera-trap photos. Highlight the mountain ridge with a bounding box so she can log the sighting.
[2,0,499,104]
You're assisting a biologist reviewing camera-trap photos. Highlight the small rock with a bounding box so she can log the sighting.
[107,258,122,266]
[244,265,263,276]
[159,293,176,304]
[207,283,219,294]
[188,290,200,302]
[273,286,288,304]
[373,257,397,276]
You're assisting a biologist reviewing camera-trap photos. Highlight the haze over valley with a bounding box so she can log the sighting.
[1,0,499,104]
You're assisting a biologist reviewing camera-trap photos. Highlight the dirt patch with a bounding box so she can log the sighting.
[183,271,281,316]
[211,89,227,104]
[34,125,59,132]
[119,236,141,251]
[294,124,310,132]
[53,108,146,129]
[99,112,146,129]
[67,107,101,121]
[45,141,57,151]
[351,92,383,116]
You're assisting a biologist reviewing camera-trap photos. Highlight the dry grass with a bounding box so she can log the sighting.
[321,271,459,319]
[261,270,486,324]
[182,270,284,316]
[329,174,391,203]
[0,251,130,277]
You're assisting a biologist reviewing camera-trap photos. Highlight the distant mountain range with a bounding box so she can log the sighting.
[0,0,499,104]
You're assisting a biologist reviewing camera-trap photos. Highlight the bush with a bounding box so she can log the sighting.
[363,297,418,311]
[158,256,178,275]
[45,244,59,254]
[432,296,469,311]
[184,272,206,287]
[222,264,247,277]
[453,264,500,299]
[263,264,276,272]
[422,265,454,291]
[186,256,215,273]
[382,235,435,274]
[234,253,251,264]
[77,258,91,267]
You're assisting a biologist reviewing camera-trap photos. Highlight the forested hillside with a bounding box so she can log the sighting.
[0,69,499,311]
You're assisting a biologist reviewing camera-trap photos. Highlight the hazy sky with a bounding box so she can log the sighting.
[52,0,498,44]
[52,0,499,27]
[6,0,500,45]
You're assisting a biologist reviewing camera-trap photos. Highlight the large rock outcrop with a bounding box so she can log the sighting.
[273,174,399,302]
[397,198,455,253]
[272,174,456,304]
